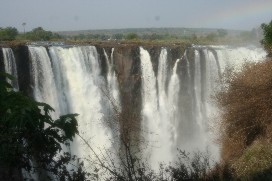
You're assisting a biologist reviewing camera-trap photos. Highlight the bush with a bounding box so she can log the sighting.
[125,33,139,40]
[261,20,272,56]
[217,59,272,179]
[232,141,272,179]
[25,27,61,41]
[0,73,87,180]
[0,27,18,41]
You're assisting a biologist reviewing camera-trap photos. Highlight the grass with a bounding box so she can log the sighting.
[232,141,272,180]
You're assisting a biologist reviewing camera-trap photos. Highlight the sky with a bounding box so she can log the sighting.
[1,0,272,32]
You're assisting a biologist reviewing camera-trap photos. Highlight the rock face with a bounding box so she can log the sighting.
[0,43,188,149]
[1,42,267,177]
[12,45,32,95]
[99,44,187,143]
[0,43,187,96]
[0,48,4,76]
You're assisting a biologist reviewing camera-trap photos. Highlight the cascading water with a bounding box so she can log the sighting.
[139,45,266,169]
[28,46,60,119]
[103,48,121,110]
[28,46,121,177]
[1,44,267,178]
[140,47,176,168]
[2,48,19,89]
[212,46,267,72]
[48,46,115,165]
[139,47,160,167]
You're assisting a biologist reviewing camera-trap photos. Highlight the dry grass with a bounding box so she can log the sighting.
[231,141,272,179]
[216,58,272,178]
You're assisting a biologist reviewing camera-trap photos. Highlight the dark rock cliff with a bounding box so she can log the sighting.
[0,43,190,140]
[11,45,32,96]
[0,48,4,76]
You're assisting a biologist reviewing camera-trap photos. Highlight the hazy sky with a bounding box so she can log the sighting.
[1,0,272,32]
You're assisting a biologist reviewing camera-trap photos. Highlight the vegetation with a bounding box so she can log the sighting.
[24,27,61,41]
[1,20,272,180]
[125,32,139,40]
[217,29,228,37]
[0,25,262,46]
[217,59,272,179]
[0,27,18,41]
[0,73,227,180]
[0,73,87,180]
[261,20,272,56]
[212,20,272,180]
[0,26,61,42]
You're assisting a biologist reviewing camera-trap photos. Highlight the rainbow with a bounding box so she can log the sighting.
[201,1,272,29]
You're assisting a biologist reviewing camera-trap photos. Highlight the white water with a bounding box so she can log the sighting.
[167,58,181,152]
[140,47,159,164]
[214,46,266,72]
[48,46,115,164]
[2,45,267,177]
[28,46,60,119]
[2,48,19,89]
[139,46,267,169]
[27,46,121,177]
[103,48,121,110]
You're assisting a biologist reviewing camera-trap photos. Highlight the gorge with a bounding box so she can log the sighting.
[0,43,266,177]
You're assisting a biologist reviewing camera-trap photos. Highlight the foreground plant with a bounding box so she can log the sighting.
[0,73,88,180]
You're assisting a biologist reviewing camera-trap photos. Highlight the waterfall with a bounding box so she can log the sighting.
[157,48,173,164]
[103,48,121,110]
[28,46,121,176]
[139,46,216,169]
[139,47,161,168]
[214,46,266,72]
[167,58,181,152]
[28,46,60,119]
[102,48,121,163]
[1,44,267,177]
[2,48,19,89]
[47,46,115,165]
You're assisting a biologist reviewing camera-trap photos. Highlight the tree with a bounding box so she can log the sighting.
[0,27,18,41]
[217,29,228,37]
[0,73,87,180]
[26,27,61,41]
[22,23,26,35]
[125,33,139,40]
[217,60,272,179]
[112,33,124,40]
[261,20,272,56]
[206,32,217,41]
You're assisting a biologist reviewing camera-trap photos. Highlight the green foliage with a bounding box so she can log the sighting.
[25,27,61,41]
[0,73,87,180]
[0,27,18,41]
[261,20,272,56]
[125,33,139,40]
[217,29,227,37]
[206,33,217,41]
[232,142,272,180]
[112,33,124,40]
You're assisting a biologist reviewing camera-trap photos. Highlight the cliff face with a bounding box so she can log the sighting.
[0,48,4,74]
[0,44,188,93]
[100,44,187,139]
[0,43,189,138]
[12,45,32,96]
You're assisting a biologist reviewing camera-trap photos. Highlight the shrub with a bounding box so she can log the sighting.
[0,27,18,41]
[0,73,87,180]
[217,59,272,179]
[217,60,272,158]
[232,141,272,179]
[261,20,272,56]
